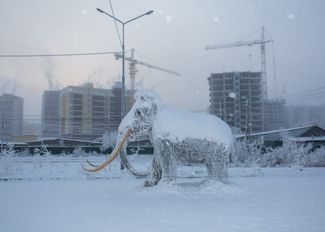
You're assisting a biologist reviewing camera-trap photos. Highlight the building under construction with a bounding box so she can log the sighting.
[208,71,264,133]
[206,27,285,133]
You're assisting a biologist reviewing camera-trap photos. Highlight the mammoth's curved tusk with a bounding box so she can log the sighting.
[83,128,132,172]
[86,160,99,168]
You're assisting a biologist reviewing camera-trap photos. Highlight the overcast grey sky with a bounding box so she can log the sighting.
[1,0,325,115]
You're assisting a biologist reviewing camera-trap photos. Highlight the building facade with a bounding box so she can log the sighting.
[0,94,24,141]
[40,82,136,140]
[263,99,285,131]
[109,81,135,132]
[109,82,122,132]
[42,90,60,137]
[208,72,264,133]
[285,104,325,129]
[59,83,112,140]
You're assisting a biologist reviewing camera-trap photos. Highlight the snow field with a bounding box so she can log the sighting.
[1,155,325,232]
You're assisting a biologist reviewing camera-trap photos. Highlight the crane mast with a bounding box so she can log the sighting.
[128,49,137,90]
[260,26,268,101]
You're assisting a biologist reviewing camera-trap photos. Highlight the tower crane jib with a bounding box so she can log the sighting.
[114,49,180,90]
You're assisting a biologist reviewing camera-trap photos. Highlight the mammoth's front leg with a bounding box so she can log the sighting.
[158,139,177,185]
[144,139,176,187]
[144,154,162,187]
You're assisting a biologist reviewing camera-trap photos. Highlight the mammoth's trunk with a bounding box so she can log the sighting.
[119,140,150,177]
[83,128,132,172]
[83,128,149,177]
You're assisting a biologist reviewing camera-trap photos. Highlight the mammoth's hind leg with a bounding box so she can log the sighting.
[205,157,219,180]
[205,146,228,183]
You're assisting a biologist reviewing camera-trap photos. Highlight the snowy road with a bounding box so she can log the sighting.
[1,167,325,232]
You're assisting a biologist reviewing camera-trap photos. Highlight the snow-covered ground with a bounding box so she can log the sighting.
[1,155,325,232]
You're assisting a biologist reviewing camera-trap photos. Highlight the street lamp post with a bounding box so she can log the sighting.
[241,96,250,142]
[96,8,154,119]
[219,96,223,120]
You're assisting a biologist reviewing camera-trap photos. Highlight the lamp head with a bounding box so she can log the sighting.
[146,10,154,15]
[96,8,104,13]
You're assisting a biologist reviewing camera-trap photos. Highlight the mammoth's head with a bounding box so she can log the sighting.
[83,90,161,175]
[119,90,161,139]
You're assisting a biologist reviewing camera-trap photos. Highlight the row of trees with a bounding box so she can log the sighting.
[1,138,325,167]
[233,141,325,167]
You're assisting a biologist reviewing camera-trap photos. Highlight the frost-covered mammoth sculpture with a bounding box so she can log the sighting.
[84,90,233,187]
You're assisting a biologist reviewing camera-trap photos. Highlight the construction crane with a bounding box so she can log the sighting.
[205,26,273,100]
[114,49,180,90]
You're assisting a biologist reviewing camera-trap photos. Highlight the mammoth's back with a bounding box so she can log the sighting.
[152,105,233,149]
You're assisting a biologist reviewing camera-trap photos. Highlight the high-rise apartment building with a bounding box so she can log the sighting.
[42,90,60,137]
[59,83,112,140]
[208,72,264,133]
[41,82,136,140]
[0,94,24,141]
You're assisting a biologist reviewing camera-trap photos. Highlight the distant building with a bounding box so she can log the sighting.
[285,104,325,129]
[109,81,135,132]
[208,71,264,132]
[12,134,38,143]
[263,99,285,131]
[109,82,122,132]
[0,94,24,141]
[40,82,136,140]
[235,124,325,149]
[59,83,112,140]
[42,90,60,137]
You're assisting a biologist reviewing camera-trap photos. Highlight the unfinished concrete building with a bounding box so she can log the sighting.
[208,71,264,133]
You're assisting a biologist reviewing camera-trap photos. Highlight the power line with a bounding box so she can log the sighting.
[285,93,325,104]
[108,0,122,49]
[0,51,119,58]
[282,86,325,98]
[285,90,325,102]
